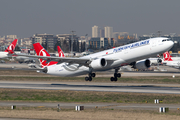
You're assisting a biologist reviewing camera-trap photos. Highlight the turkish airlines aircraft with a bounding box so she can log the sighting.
[0,39,18,58]
[57,46,65,57]
[162,51,180,68]
[19,37,174,81]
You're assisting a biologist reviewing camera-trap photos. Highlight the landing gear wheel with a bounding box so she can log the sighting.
[117,73,121,78]
[85,77,89,81]
[114,77,117,81]
[114,73,121,78]
[85,76,92,81]
[89,77,92,81]
[91,73,96,77]
[110,77,114,82]
[110,77,117,82]
[111,68,120,82]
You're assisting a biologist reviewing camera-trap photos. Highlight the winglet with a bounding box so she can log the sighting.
[57,46,65,57]
[163,51,173,61]
[4,39,18,54]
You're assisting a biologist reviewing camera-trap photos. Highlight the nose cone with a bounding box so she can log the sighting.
[165,41,174,51]
[169,41,174,48]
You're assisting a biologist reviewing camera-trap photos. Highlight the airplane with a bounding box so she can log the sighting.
[12,54,37,64]
[0,39,18,59]
[57,46,65,57]
[162,51,180,68]
[17,37,174,82]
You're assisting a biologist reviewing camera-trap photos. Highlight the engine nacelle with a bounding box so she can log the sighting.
[89,58,107,70]
[42,67,48,73]
[157,58,162,63]
[135,59,151,70]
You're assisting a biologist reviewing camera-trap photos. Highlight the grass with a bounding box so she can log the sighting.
[0,88,180,104]
[1,108,180,120]
[1,76,180,84]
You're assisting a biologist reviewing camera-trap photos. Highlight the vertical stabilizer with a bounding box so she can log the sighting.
[33,43,57,68]
[57,46,65,57]
[163,51,173,61]
[4,39,18,54]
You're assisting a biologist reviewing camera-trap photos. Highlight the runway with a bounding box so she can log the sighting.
[0,81,180,94]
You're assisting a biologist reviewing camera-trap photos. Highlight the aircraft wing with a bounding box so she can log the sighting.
[15,54,116,66]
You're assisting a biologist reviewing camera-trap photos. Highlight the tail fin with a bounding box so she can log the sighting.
[4,39,18,54]
[57,46,65,57]
[33,43,57,68]
[163,51,173,61]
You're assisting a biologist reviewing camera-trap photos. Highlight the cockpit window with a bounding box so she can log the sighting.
[162,39,167,42]
[162,39,171,42]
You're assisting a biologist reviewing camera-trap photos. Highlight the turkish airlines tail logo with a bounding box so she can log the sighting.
[4,39,18,54]
[33,43,57,68]
[163,51,173,61]
[57,46,65,57]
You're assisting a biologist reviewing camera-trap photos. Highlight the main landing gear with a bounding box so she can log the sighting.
[110,68,121,82]
[85,73,96,81]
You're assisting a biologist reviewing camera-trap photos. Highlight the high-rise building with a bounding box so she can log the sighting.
[104,26,113,44]
[104,26,113,39]
[100,29,105,37]
[92,25,98,37]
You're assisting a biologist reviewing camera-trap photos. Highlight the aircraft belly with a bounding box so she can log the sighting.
[47,65,89,77]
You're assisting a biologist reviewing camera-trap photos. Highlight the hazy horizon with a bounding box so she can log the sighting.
[0,0,180,38]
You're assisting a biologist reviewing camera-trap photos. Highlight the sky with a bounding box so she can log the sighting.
[0,0,180,38]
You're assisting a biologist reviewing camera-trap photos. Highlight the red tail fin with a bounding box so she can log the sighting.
[33,43,57,68]
[4,39,18,54]
[163,51,173,61]
[57,46,65,57]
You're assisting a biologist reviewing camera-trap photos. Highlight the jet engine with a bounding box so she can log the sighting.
[157,58,162,63]
[89,58,107,70]
[42,67,48,73]
[134,59,151,70]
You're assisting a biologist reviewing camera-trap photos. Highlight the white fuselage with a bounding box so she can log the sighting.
[165,61,180,68]
[0,52,9,59]
[45,37,174,77]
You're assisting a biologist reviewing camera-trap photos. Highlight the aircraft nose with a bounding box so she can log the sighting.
[170,41,174,48]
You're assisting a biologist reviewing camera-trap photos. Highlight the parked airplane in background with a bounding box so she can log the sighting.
[0,39,18,59]
[12,54,37,64]
[57,46,65,57]
[163,51,180,68]
[18,37,174,81]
